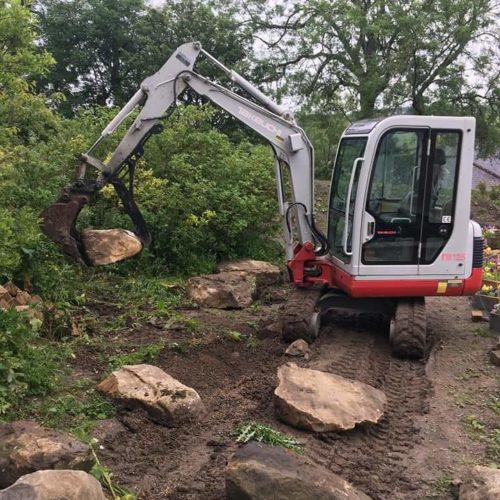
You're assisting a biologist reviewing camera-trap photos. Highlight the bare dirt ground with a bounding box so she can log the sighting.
[75,291,499,500]
[68,180,498,499]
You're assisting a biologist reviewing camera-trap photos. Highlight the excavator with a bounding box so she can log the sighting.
[42,42,484,359]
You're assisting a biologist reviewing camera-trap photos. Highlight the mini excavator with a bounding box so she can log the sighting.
[42,42,483,359]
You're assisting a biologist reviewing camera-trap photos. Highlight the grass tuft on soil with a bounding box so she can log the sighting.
[234,421,303,452]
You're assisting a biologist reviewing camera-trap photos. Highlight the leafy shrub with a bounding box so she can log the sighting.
[89,105,280,274]
[0,308,69,414]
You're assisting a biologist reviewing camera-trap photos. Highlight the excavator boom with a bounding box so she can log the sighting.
[42,42,324,267]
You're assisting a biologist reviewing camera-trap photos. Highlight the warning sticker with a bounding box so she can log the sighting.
[437,282,447,293]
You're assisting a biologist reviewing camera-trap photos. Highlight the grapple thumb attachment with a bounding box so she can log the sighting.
[42,178,150,266]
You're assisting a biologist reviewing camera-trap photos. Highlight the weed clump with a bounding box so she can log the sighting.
[234,421,303,452]
[0,308,69,415]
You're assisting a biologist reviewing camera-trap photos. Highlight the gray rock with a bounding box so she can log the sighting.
[80,228,142,266]
[274,363,387,432]
[0,470,106,500]
[187,271,256,309]
[490,349,500,367]
[226,442,371,499]
[0,421,92,488]
[217,259,281,289]
[285,339,310,358]
[459,466,500,499]
[97,364,204,426]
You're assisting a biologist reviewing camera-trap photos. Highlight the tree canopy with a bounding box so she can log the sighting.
[246,0,497,119]
[36,0,253,113]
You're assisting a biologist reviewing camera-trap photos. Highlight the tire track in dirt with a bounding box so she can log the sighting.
[305,324,431,499]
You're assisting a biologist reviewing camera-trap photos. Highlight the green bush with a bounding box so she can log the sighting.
[0,308,69,414]
[89,105,280,274]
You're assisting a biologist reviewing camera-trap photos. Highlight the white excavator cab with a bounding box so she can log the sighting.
[327,116,482,297]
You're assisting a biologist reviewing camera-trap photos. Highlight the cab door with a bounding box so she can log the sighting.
[358,128,430,276]
[327,136,367,269]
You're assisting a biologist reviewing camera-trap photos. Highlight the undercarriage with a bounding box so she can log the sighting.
[282,287,428,359]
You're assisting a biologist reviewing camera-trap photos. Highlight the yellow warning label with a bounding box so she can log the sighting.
[437,282,447,293]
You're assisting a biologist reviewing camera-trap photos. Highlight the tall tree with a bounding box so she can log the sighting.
[0,0,56,145]
[36,0,253,113]
[245,0,495,119]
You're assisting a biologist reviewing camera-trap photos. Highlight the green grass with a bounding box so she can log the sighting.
[234,421,303,452]
[107,341,165,371]
[433,472,452,495]
[464,415,500,463]
[89,440,136,500]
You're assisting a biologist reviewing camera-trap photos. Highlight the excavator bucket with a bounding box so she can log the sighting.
[41,193,92,265]
[41,191,144,266]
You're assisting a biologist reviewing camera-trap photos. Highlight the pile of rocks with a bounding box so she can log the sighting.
[0,282,42,312]
[0,421,105,499]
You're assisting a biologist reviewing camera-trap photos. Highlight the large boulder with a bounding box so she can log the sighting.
[0,470,106,500]
[274,363,386,432]
[97,364,204,426]
[80,228,143,266]
[217,259,281,289]
[187,271,256,309]
[0,421,92,488]
[226,442,371,500]
[459,466,500,499]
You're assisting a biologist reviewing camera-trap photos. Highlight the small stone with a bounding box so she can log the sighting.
[188,271,256,309]
[13,292,29,306]
[0,285,9,300]
[459,465,500,499]
[80,228,143,266]
[0,421,92,488]
[29,295,42,304]
[226,442,371,499]
[3,282,18,297]
[285,339,310,357]
[0,470,106,500]
[471,309,484,322]
[97,364,204,426]
[489,350,500,367]
[274,363,387,432]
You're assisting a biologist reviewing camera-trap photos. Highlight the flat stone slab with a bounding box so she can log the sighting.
[97,364,204,426]
[187,271,256,309]
[459,465,500,499]
[217,259,281,288]
[274,363,387,432]
[80,228,142,266]
[0,470,106,500]
[0,421,92,488]
[226,442,371,499]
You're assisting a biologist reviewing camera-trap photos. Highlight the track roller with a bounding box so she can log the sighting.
[390,298,427,359]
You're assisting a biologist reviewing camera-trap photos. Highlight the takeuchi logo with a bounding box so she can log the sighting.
[238,107,283,137]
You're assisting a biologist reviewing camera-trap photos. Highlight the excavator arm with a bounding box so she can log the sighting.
[42,42,326,272]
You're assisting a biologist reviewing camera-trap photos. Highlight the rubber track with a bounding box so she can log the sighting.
[305,326,431,500]
[281,287,323,343]
[391,298,427,359]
